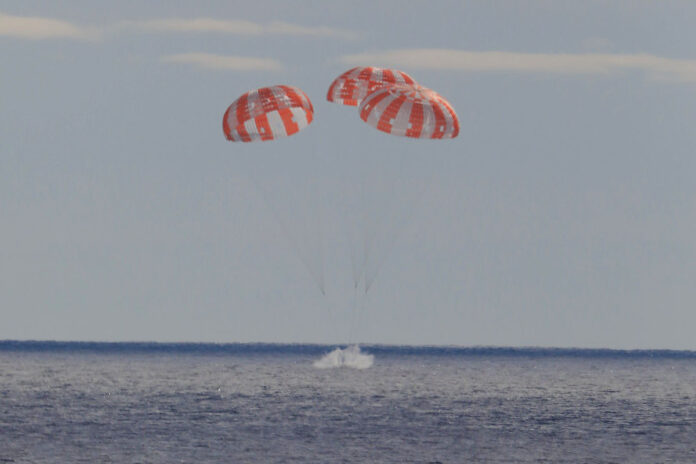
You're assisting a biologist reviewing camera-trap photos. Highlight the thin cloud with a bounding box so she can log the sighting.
[0,13,356,41]
[161,53,283,71]
[265,21,357,39]
[338,49,696,83]
[0,11,98,40]
[122,18,357,40]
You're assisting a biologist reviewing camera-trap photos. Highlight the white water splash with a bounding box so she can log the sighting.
[313,345,374,369]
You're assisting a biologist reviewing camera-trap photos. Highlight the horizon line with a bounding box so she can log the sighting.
[1,339,695,357]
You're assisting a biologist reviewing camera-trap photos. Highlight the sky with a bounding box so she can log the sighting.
[1,1,695,349]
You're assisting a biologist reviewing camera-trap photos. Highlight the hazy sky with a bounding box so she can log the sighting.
[2,1,695,349]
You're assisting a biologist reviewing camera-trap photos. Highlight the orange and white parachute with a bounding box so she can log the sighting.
[327,66,416,107]
[223,85,314,142]
[358,83,459,139]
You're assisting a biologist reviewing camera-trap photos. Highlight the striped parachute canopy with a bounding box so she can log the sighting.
[358,83,459,139]
[327,66,416,107]
[223,85,314,142]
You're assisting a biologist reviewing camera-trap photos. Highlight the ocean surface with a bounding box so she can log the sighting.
[1,342,695,463]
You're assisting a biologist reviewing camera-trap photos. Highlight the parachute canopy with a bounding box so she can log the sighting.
[358,83,459,139]
[223,85,314,142]
[327,66,416,107]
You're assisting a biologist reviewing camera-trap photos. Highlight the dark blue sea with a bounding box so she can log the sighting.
[1,341,695,463]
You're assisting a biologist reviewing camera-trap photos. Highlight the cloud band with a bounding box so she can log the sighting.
[161,53,283,71]
[339,49,696,83]
[0,11,96,40]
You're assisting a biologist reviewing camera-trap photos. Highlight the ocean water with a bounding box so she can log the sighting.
[1,342,695,463]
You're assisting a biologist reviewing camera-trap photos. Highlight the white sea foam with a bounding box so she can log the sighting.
[313,345,374,369]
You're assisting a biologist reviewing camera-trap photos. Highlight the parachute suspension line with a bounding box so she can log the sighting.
[249,174,326,296]
[349,152,390,341]
[348,150,388,336]
[308,124,326,296]
[348,266,371,345]
[300,133,336,338]
[306,160,326,295]
[347,276,360,344]
[359,174,380,294]
[364,180,427,293]
[355,273,370,343]
[356,149,430,295]
[348,216,360,290]
[363,153,423,293]
[357,151,396,297]
[316,192,326,296]
[324,67,459,344]
[341,170,368,344]
[318,281,338,338]
[360,176,370,288]
[340,189,361,291]
[224,84,322,294]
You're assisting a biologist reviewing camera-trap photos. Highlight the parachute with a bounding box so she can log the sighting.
[222,71,458,344]
[327,69,460,340]
[326,66,416,107]
[223,85,314,142]
[358,83,459,139]
[222,85,325,295]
